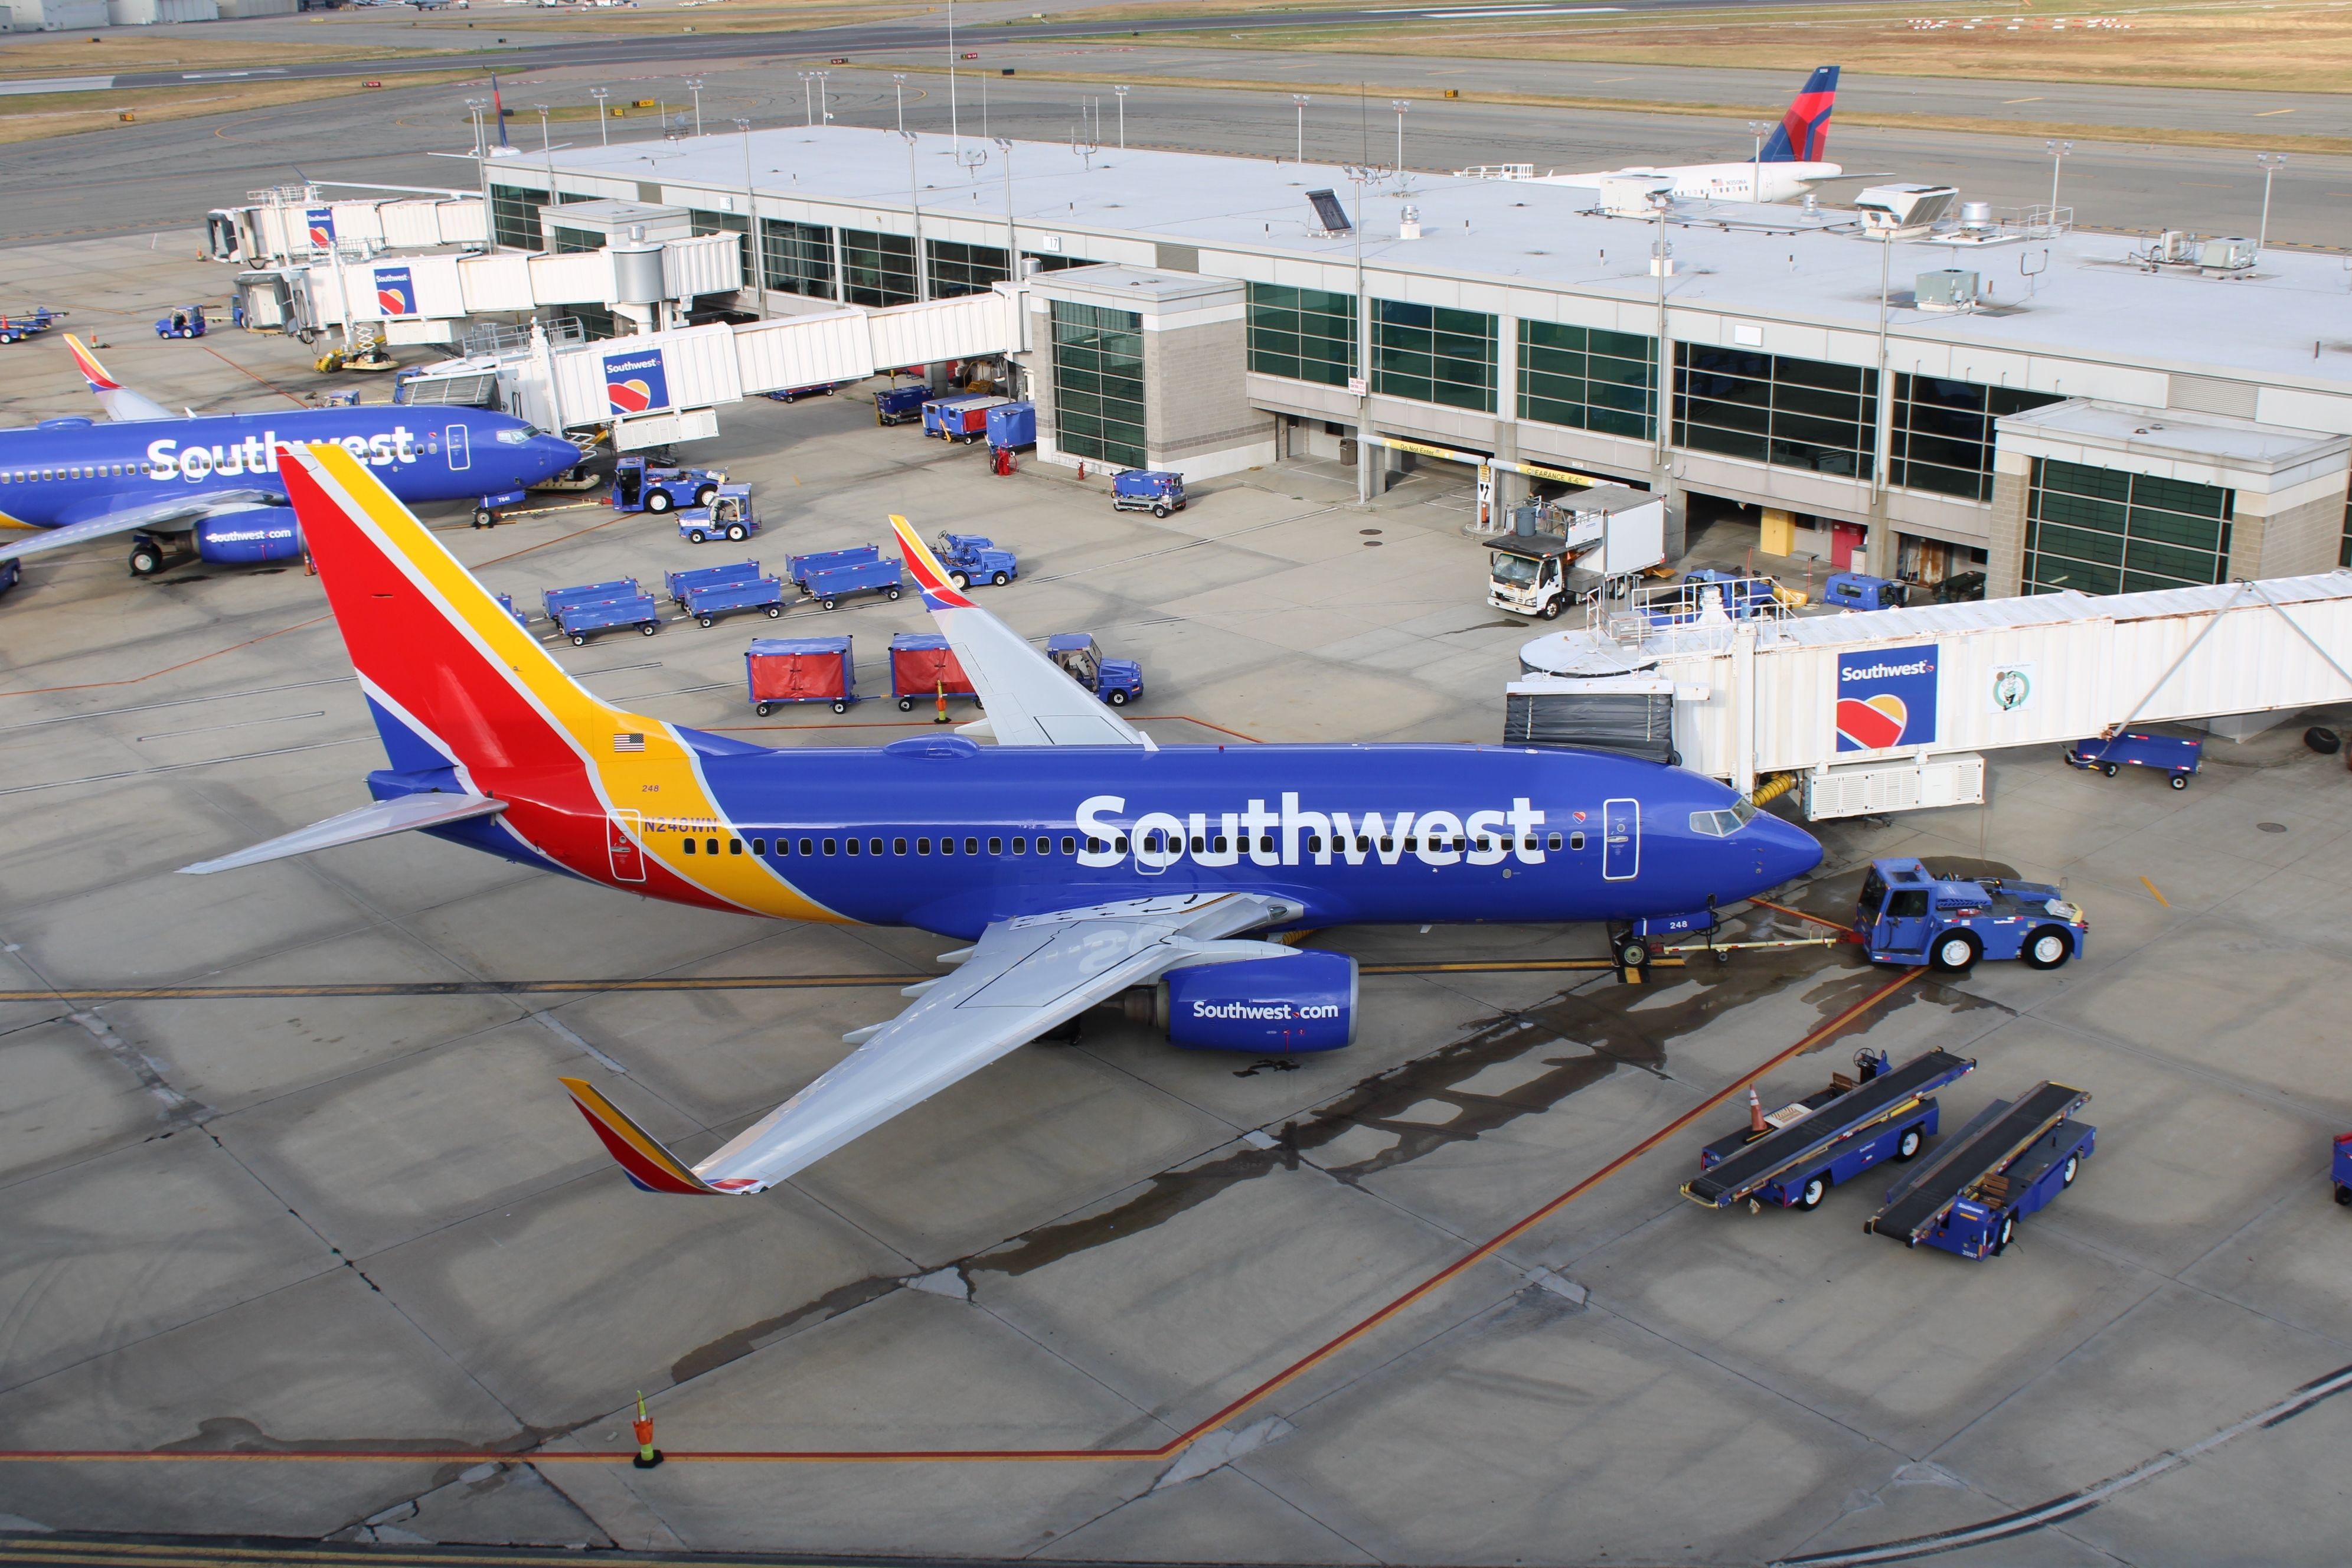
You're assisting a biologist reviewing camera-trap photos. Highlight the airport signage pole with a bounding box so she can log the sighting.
[1345,164,1375,506]
[995,136,1017,274]
[1293,94,1309,162]
[738,119,765,319]
[2256,152,2286,255]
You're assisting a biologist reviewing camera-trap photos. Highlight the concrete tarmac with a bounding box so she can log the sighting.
[1,233,2350,1559]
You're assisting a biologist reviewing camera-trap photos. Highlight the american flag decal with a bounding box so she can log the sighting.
[613,733,645,753]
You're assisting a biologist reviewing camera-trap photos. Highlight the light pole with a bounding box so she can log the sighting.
[592,88,609,146]
[1344,164,1374,505]
[2044,139,2072,227]
[685,76,703,139]
[1747,119,1770,202]
[1391,99,1409,172]
[737,117,763,318]
[1113,84,1127,150]
[995,135,1016,277]
[947,0,959,154]
[816,70,832,129]
[798,72,816,127]
[893,73,907,135]
[534,103,551,151]
[902,129,927,300]
[2256,151,2286,254]
[1292,93,1309,162]
[465,98,486,161]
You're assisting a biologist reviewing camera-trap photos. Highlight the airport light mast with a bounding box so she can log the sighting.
[1113,84,1128,151]
[893,73,907,135]
[592,88,610,148]
[1747,119,1770,202]
[1391,100,1409,172]
[1292,94,1310,163]
[2256,152,2286,256]
[685,77,703,139]
[737,118,764,319]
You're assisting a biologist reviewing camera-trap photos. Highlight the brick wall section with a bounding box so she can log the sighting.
[1148,314,1259,465]
[2240,482,2351,577]
[1987,462,2030,598]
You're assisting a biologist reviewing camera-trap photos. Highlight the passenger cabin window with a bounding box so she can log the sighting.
[1570,832,1586,850]
[966,838,981,855]
[893,837,908,855]
[682,838,696,854]
[988,837,1004,855]
[917,838,931,855]
[1061,836,1076,854]
[824,837,838,855]
[1548,832,1563,850]
[800,838,815,856]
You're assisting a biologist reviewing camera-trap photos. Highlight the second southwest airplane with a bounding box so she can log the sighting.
[188,443,1822,1197]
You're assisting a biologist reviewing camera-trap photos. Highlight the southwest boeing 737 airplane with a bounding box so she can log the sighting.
[0,337,579,579]
[185,443,1822,1198]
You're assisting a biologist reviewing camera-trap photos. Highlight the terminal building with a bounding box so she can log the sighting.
[463,122,2352,598]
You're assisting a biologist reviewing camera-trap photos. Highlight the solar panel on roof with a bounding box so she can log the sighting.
[1305,189,1352,234]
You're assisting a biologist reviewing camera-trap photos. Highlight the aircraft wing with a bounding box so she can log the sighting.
[180,792,507,875]
[563,890,1302,1195]
[0,492,279,564]
[886,514,1152,749]
[65,335,174,423]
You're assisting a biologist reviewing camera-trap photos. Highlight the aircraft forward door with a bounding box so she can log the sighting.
[1601,797,1639,881]
[445,422,471,472]
[607,810,647,883]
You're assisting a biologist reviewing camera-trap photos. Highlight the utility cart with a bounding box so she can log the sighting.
[763,381,837,403]
[1112,470,1185,518]
[874,384,930,426]
[805,556,904,610]
[1867,1082,2095,1259]
[2064,729,2201,790]
[891,632,979,713]
[678,485,758,544]
[544,579,661,645]
[685,574,787,628]
[1684,1048,1974,1213]
[608,455,724,515]
[156,305,208,339]
[747,636,857,716]
[1048,633,1143,707]
[1822,571,1910,612]
[934,532,1019,590]
[1858,857,2089,974]
[665,560,763,607]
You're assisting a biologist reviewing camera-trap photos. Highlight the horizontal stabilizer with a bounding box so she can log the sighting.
[179,792,505,875]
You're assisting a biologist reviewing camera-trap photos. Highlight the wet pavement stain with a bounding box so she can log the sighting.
[157,1415,564,1458]
[669,1270,905,1385]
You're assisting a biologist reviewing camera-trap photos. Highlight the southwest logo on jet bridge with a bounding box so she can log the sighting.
[1835,645,1939,752]
[145,427,422,481]
[374,266,416,317]
[603,348,669,416]
[306,207,336,251]
[1075,793,1550,870]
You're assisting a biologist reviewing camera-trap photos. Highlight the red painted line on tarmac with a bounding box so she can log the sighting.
[0,968,1917,1467]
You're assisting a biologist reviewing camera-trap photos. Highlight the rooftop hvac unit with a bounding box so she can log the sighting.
[1915,269,1978,311]
[2156,230,2200,264]
[1600,175,1676,218]
[2199,236,2257,271]
[1854,184,1959,237]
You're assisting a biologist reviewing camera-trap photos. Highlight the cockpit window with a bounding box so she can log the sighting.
[494,424,551,446]
[1688,798,1759,837]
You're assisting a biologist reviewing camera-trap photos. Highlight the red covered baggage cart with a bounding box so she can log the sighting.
[891,632,979,713]
[746,636,857,716]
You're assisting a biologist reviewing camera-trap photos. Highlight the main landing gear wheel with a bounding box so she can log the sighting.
[1930,930,1981,972]
[2022,927,2072,970]
[128,541,164,577]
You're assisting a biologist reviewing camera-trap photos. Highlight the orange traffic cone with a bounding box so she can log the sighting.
[1747,1087,1766,1135]
[631,1390,663,1469]
[934,678,950,725]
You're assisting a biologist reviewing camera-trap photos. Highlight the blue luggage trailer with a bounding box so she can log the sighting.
[1858,857,2089,974]
[746,636,856,716]
[608,455,724,515]
[494,592,528,627]
[804,555,906,611]
[1046,633,1143,707]
[763,381,837,403]
[1868,1082,2095,1259]
[986,400,1037,451]
[922,392,999,440]
[686,574,788,628]
[934,532,1019,589]
[2064,729,2201,790]
[545,578,661,645]
[891,632,979,713]
[1684,1048,1974,1213]
[156,305,208,339]
[874,384,930,426]
[1112,469,1185,517]
[1822,571,1910,612]
[785,544,880,586]
[2333,1131,2352,1206]
[0,308,58,345]
[665,560,763,607]
[677,485,758,544]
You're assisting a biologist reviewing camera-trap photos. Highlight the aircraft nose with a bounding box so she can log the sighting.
[535,436,580,473]
[1754,812,1823,891]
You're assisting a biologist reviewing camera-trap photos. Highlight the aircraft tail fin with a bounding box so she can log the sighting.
[64,334,173,423]
[1760,66,1839,163]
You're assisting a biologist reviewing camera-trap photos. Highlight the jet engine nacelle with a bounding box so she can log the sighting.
[1155,951,1358,1053]
[195,509,303,565]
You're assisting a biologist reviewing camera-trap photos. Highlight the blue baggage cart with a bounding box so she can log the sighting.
[665,560,762,606]
[747,635,856,716]
[805,556,905,611]
[543,577,643,619]
[891,632,979,713]
[922,392,997,439]
[686,575,788,628]
[2333,1131,2352,1206]
[1822,571,1910,612]
[986,400,1037,451]
[553,589,662,646]
[786,544,880,586]
[763,381,837,403]
[874,384,929,426]
[677,485,757,544]
[494,592,528,627]
[1112,469,1185,517]
[935,532,1019,589]
[2065,729,2200,789]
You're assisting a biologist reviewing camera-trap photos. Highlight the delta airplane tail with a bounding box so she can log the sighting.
[1759,65,1838,163]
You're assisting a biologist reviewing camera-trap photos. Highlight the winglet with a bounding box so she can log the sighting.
[559,1077,733,1195]
[64,333,119,393]
[888,514,978,611]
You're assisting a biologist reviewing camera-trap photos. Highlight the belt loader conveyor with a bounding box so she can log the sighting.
[1867,1081,2093,1256]
[1683,1048,1975,1210]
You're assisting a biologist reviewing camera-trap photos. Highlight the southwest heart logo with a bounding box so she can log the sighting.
[607,378,655,414]
[1835,694,1909,751]
[309,227,332,248]
[377,288,413,315]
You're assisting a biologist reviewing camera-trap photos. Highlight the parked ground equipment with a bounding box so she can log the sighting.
[1684,1048,1974,1213]
[1112,469,1185,517]
[874,384,930,426]
[763,382,837,403]
[1858,857,2088,973]
[685,574,787,628]
[986,400,1036,452]
[891,632,979,713]
[1867,1083,2094,1259]
[933,532,1018,589]
[678,485,758,544]
[804,555,904,611]
[924,393,1008,442]
[494,592,528,628]
[1935,570,1988,603]
[608,455,724,515]
[665,560,762,607]
[1822,572,1911,612]
[0,308,60,345]
[544,578,661,645]
[2334,1132,2352,1206]
[2064,729,2201,789]
[155,305,208,339]
[1650,569,1780,625]
[747,636,857,715]
[469,488,528,529]
[1047,633,1144,707]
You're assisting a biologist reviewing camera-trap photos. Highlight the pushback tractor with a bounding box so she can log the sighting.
[1858,857,2087,972]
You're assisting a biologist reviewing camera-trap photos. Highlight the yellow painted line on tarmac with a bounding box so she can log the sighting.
[2003,96,2045,104]
[2141,875,2171,907]
[2257,107,2297,116]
